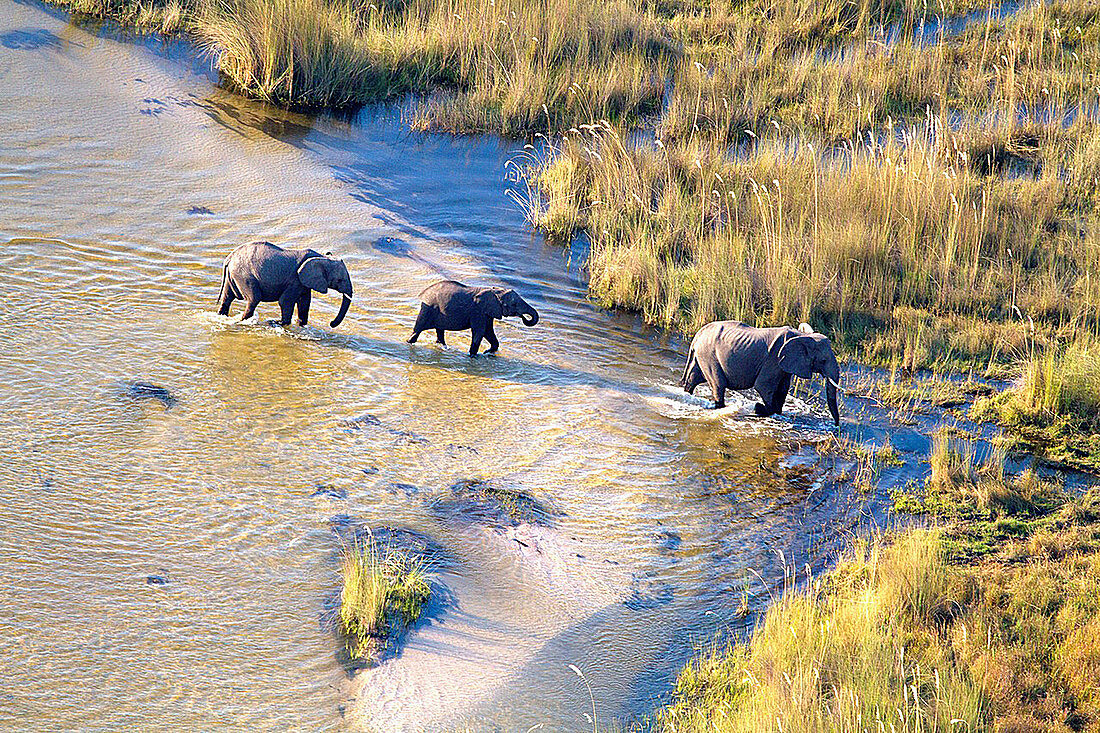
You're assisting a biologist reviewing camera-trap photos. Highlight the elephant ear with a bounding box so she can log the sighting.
[777,335,814,379]
[298,257,329,294]
[477,289,505,319]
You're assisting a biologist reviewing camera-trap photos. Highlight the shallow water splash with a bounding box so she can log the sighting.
[0,4,876,730]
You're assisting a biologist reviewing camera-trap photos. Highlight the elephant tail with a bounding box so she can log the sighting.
[679,348,698,389]
[217,261,229,303]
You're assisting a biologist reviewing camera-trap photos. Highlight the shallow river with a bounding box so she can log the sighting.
[0,4,878,730]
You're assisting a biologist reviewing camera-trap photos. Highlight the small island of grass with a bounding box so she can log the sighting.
[339,542,432,662]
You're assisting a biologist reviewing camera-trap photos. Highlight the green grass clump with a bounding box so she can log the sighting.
[973,339,1100,473]
[662,491,1100,732]
[339,542,431,660]
[891,429,1063,558]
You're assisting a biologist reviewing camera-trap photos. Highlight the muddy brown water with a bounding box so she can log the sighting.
[0,4,906,730]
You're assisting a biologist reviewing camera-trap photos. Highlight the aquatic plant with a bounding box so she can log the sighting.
[339,541,431,660]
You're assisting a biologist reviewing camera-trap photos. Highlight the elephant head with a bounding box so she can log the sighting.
[777,331,842,425]
[298,254,353,328]
[481,288,539,326]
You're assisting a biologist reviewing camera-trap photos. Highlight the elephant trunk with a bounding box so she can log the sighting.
[826,380,839,426]
[520,305,539,327]
[330,292,351,328]
[823,360,841,426]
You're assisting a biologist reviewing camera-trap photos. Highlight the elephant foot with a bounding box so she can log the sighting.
[407,334,419,344]
[753,403,775,417]
[486,346,498,354]
[713,400,725,409]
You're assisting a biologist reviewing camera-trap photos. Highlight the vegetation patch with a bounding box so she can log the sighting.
[428,478,557,528]
[338,540,432,662]
[972,339,1100,474]
[661,489,1100,732]
[891,429,1065,558]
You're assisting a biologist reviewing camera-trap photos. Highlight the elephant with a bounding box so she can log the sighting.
[407,280,539,356]
[217,241,353,328]
[680,321,842,425]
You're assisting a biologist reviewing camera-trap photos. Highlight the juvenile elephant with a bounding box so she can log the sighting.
[407,280,539,356]
[217,242,353,328]
[680,321,842,425]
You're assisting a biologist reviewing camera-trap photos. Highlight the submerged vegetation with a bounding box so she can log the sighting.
[339,542,431,661]
[662,488,1100,733]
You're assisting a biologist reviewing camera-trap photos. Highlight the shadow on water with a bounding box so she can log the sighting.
[183,90,318,149]
[321,330,661,398]
[0,27,61,49]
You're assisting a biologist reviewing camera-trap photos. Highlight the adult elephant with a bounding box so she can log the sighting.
[407,280,539,356]
[217,242,353,328]
[680,321,842,425]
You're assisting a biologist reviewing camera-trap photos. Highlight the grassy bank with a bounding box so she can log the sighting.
[339,542,431,660]
[661,487,1100,733]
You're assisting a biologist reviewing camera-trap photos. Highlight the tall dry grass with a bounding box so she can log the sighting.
[524,114,1100,368]
[193,0,675,125]
[663,490,1100,732]
[660,529,985,733]
[46,0,187,32]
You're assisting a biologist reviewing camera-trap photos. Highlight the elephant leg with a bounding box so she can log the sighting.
[407,304,431,343]
[296,291,311,326]
[234,281,261,322]
[238,298,259,322]
[469,321,486,357]
[771,373,792,415]
[435,329,446,345]
[700,361,726,408]
[755,374,790,417]
[278,292,297,326]
[484,319,499,353]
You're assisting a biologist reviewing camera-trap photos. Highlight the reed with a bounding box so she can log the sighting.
[190,0,675,125]
[660,529,984,733]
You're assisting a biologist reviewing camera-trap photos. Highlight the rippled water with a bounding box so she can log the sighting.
[0,4,876,730]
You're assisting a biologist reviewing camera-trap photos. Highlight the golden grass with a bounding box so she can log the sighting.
[191,0,675,125]
[972,337,1100,472]
[46,0,187,32]
[523,114,1100,369]
[663,491,1100,733]
[661,529,985,733]
[339,541,431,660]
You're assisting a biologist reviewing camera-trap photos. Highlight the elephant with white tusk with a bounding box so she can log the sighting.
[407,280,539,356]
[217,241,353,328]
[680,321,842,426]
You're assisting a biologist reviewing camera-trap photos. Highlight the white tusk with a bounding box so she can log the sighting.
[826,377,844,392]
